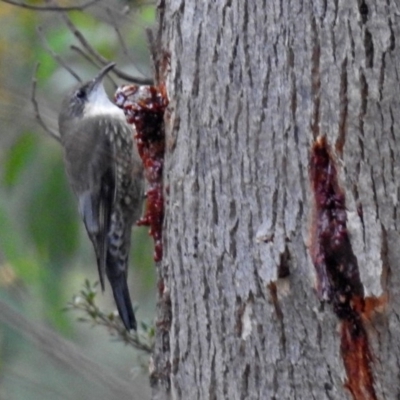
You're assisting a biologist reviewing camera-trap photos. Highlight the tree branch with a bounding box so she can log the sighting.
[31,63,61,142]
[1,0,100,11]
[70,45,118,88]
[61,11,154,85]
[37,25,82,82]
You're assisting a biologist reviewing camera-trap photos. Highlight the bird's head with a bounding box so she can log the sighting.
[58,62,123,134]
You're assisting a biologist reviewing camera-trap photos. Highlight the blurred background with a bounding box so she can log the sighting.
[0,1,156,398]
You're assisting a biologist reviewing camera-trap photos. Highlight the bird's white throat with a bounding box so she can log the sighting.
[84,83,125,119]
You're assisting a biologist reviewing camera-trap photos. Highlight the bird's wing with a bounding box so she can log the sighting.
[96,165,115,291]
[77,131,116,291]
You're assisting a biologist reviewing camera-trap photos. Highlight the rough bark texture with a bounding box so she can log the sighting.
[152,1,400,399]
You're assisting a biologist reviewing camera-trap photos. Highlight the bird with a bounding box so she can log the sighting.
[58,63,144,330]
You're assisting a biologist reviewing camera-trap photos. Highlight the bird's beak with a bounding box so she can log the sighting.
[92,62,116,89]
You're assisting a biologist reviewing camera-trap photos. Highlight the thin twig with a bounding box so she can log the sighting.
[70,45,118,89]
[1,0,100,11]
[67,281,154,353]
[61,11,101,60]
[97,0,157,23]
[146,28,158,83]
[37,25,82,83]
[31,63,61,142]
[107,6,151,80]
[107,7,132,61]
[70,44,98,68]
[112,64,153,85]
[62,11,154,85]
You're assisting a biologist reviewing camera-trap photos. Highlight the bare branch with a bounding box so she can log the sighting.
[70,45,118,89]
[112,64,154,85]
[62,12,154,85]
[1,0,100,11]
[146,28,158,83]
[31,63,61,142]
[106,6,152,80]
[107,7,132,61]
[70,44,98,68]
[37,26,82,83]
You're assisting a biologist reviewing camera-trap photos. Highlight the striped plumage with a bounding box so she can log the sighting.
[58,64,143,330]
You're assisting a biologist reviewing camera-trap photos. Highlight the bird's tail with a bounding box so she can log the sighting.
[108,273,137,331]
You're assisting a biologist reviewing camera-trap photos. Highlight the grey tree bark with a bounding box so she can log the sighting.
[151,1,400,399]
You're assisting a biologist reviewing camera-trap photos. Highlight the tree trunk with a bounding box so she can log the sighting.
[151,1,400,399]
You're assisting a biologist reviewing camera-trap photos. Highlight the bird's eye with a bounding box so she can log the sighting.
[75,89,85,99]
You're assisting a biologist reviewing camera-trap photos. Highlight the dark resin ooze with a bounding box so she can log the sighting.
[310,136,377,400]
[310,136,364,308]
[115,84,168,262]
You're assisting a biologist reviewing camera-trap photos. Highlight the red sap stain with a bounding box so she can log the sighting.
[309,136,377,400]
[116,84,168,261]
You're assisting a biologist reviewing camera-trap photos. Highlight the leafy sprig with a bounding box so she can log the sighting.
[66,280,154,354]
